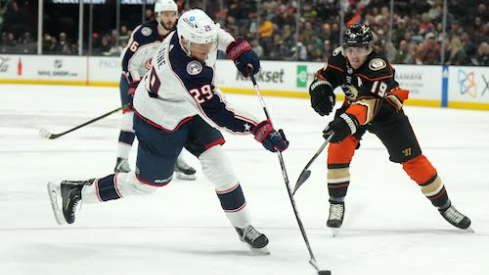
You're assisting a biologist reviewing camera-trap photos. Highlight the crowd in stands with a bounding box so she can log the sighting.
[1,0,489,66]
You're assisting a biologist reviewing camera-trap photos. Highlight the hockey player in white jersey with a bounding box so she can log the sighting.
[47,9,289,254]
[115,0,197,180]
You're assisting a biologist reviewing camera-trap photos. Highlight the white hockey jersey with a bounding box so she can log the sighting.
[121,20,163,83]
[132,30,260,134]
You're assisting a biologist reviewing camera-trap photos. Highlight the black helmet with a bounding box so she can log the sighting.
[343,23,373,49]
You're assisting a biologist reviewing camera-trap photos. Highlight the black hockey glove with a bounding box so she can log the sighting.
[252,120,289,152]
[226,37,260,77]
[309,79,336,116]
[323,113,359,143]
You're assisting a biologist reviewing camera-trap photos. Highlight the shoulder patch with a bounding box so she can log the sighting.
[332,47,342,56]
[141,27,152,36]
[187,60,203,75]
[369,58,386,71]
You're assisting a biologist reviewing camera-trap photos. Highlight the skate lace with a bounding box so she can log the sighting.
[243,226,261,242]
[443,206,464,223]
[329,204,344,221]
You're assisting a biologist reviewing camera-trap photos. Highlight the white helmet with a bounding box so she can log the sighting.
[177,9,218,56]
[154,0,178,14]
[154,0,178,31]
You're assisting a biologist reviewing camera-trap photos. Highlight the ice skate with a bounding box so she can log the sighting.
[327,202,345,237]
[439,204,472,230]
[114,157,131,173]
[174,156,196,180]
[235,225,270,255]
[47,179,93,225]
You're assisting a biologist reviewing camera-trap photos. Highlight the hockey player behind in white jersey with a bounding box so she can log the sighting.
[47,9,289,254]
[115,0,197,180]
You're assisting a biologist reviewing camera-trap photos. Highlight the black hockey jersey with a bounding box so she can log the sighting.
[315,47,402,125]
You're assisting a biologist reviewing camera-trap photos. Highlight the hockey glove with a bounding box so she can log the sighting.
[385,88,409,112]
[309,79,336,116]
[226,37,260,77]
[252,120,289,152]
[128,81,140,96]
[323,113,359,143]
[126,81,140,111]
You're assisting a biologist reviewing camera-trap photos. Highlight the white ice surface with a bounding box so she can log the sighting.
[1,84,488,275]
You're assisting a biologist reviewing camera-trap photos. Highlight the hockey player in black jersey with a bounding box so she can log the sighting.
[115,0,197,180]
[309,23,471,231]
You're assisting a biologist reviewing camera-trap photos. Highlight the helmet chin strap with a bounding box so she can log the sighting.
[180,37,193,57]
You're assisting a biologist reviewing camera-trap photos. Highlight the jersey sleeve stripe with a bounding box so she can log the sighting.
[357,72,393,81]
[346,98,377,125]
[133,107,195,132]
[327,63,345,73]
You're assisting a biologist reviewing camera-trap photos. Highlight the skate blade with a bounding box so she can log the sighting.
[47,182,66,225]
[175,172,196,181]
[330,228,340,238]
[249,245,270,255]
[465,227,475,233]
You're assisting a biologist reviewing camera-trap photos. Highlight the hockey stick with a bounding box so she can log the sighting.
[248,69,331,275]
[39,104,128,140]
[292,133,333,195]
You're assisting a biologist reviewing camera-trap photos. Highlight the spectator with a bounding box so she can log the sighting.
[393,40,413,64]
[416,33,440,65]
[418,13,435,35]
[251,38,264,58]
[56,32,71,54]
[474,42,489,66]
[447,37,468,65]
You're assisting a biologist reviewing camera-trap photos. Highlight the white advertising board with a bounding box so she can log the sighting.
[0,54,86,82]
[88,56,121,83]
[215,60,322,94]
[394,64,442,101]
[1,55,488,110]
[448,66,489,104]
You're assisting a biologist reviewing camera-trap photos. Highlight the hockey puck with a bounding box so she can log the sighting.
[318,270,331,275]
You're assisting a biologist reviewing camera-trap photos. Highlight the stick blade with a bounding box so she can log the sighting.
[39,128,53,139]
[292,169,311,195]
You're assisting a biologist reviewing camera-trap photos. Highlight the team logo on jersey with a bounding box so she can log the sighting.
[141,27,152,36]
[187,60,203,75]
[369,58,386,71]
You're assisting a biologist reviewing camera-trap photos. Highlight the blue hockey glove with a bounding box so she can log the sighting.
[252,120,289,152]
[226,37,260,77]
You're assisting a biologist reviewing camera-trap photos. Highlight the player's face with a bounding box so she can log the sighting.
[345,46,370,69]
[190,42,214,62]
[159,11,177,30]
